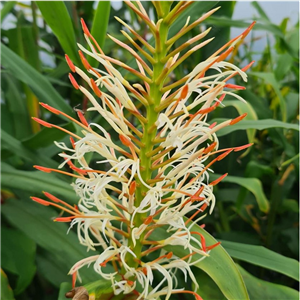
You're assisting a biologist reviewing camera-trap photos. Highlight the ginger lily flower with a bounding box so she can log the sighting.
[32,2,255,299]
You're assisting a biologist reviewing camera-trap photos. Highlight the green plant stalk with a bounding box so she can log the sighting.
[127,4,172,268]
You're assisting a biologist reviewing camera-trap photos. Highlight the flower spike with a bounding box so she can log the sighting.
[31,3,255,300]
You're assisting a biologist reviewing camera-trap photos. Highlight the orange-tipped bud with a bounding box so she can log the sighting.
[69,73,79,90]
[80,18,90,36]
[217,46,234,62]
[199,233,206,252]
[127,280,134,286]
[90,78,102,97]
[77,110,89,127]
[200,203,208,211]
[34,165,52,173]
[191,186,204,201]
[39,102,60,115]
[224,83,246,90]
[242,60,255,72]
[119,134,131,147]
[217,149,232,161]
[209,173,228,186]
[78,50,91,70]
[65,54,76,72]
[242,21,256,38]
[180,84,188,100]
[31,197,50,206]
[72,271,77,289]
[234,143,253,151]
[208,122,217,129]
[203,142,217,154]
[230,113,247,125]
[144,216,153,225]
[43,192,60,203]
[206,241,221,251]
[32,117,52,128]
[129,181,136,195]
[166,252,173,259]
[70,137,76,149]
[55,216,76,222]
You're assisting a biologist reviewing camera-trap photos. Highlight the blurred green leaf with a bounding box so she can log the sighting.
[1,74,32,139]
[1,163,76,202]
[220,240,299,281]
[87,1,111,65]
[1,43,74,116]
[36,1,79,65]
[1,1,16,21]
[238,265,299,300]
[224,99,258,157]
[2,198,97,284]
[211,173,270,212]
[251,1,270,21]
[1,129,57,168]
[250,72,287,121]
[58,282,72,300]
[213,118,299,136]
[154,223,250,300]
[2,228,36,295]
[1,270,15,300]
[22,122,74,150]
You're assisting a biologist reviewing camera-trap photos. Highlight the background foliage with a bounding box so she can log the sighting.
[1,1,299,300]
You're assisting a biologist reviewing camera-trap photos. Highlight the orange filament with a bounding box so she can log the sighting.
[69,73,79,89]
[77,110,89,127]
[230,113,247,125]
[65,54,76,72]
[209,173,228,186]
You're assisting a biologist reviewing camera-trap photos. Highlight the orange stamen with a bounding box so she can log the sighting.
[224,83,245,90]
[39,102,60,115]
[209,173,228,186]
[32,117,52,128]
[31,197,50,206]
[65,54,76,72]
[90,78,102,97]
[234,143,253,151]
[230,113,247,125]
[77,110,89,127]
[69,73,79,90]
[129,181,136,195]
[80,18,90,36]
[78,50,91,70]
[34,165,52,173]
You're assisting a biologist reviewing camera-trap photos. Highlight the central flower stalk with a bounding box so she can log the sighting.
[131,4,172,267]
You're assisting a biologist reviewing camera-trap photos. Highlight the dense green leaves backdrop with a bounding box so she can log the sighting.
[1,1,299,300]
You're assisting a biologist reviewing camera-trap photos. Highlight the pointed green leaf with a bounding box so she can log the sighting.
[250,72,287,121]
[220,240,299,281]
[238,265,299,300]
[2,198,97,283]
[87,1,111,65]
[211,173,270,212]
[211,119,299,136]
[152,223,249,300]
[2,228,36,294]
[1,163,76,202]
[36,1,79,65]
[1,44,74,116]
[1,1,16,21]
[1,270,15,300]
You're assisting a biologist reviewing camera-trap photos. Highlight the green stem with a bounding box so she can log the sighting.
[127,5,172,268]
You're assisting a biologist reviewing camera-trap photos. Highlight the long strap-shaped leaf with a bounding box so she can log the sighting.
[220,240,300,281]
[151,223,249,300]
[1,44,74,116]
[36,1,80,65]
